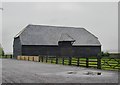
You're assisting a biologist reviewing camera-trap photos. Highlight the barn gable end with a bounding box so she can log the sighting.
[13,37,22,58]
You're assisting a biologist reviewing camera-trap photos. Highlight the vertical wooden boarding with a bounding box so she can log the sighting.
[20,56,21,60]
[62,57,64,65]
[24,56,25,60]
[19,56,20,60]
[28,56,30,61]
[33,56,35,61]
[86,57,89,68]
[68,57,72,65]
[97,56,101,69]
[17,56,19,60]
[56,56,58,64]
[77,57,80,66]
[26,56,28,61]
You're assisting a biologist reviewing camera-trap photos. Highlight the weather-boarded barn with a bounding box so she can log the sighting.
[13,24,101,58]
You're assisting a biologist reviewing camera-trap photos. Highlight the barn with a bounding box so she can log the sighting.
[13,24,101,58]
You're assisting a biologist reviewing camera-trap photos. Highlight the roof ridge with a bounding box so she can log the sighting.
[28,24,85,29]
[14,24,85,38]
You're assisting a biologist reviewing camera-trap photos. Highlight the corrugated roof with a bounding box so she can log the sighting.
[15,24,101,46]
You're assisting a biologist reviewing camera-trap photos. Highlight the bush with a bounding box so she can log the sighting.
[2,50,4,56]
[98,51,110,57]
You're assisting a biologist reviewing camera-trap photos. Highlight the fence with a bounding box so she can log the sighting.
[101,56,120,70]
[2,54,120,70]
[16,55,120,70]
[38,56,102,69]
[0,54,13,58]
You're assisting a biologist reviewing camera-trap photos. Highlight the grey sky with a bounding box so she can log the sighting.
[2,2,118,54]
[0,2,2,45]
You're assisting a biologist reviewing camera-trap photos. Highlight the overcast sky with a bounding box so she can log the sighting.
[0,2,2,46]
[1,2,118,54]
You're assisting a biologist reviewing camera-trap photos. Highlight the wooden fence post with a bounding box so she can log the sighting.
[86,57,89,68]
[46,56,48,63]
[42,56,44,62]
[5,55,7,58]
[62,57,64,65]
[68,57,72,65]
[28,56,29,61]
[38,56,40,62]
[51,58,53,63]
[97,56,101,69]
[77,57,80,66]
[10,55,12,58]
[56,56,58,64]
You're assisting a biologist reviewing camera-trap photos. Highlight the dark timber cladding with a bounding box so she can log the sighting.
[13,24,101,58]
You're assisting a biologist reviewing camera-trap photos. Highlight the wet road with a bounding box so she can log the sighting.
[2,59,118,83]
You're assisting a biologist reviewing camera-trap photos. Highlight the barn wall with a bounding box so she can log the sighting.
[72,46,101,57]
[13,37,22,58]
[22,45,101,57]
[22,45,59,56]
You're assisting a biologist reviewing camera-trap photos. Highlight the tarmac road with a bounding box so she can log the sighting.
[2,59,119,83]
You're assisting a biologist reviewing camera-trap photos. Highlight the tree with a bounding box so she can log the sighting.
[0,44,4,56]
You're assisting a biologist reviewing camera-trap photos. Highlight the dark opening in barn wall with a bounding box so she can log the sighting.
[59,41,73,56]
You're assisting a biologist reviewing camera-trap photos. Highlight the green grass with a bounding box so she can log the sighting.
[41,57,120,71]
[0,47,3,56]
[0,55,2,58]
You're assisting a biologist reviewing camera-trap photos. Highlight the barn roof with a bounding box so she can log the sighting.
[15,24,101,46]
[59,33,75,42]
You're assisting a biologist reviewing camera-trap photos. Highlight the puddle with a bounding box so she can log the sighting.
[83,71,101,75]
[66,71,101,75]
[67,71,77,74]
